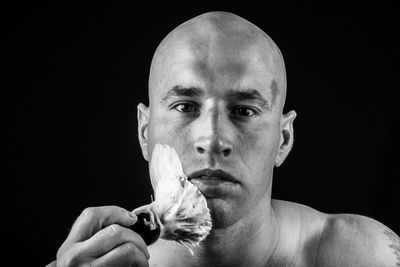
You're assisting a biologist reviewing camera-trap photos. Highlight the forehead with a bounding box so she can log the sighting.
[152,35,276,100]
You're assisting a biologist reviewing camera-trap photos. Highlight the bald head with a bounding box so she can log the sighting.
[138,12,296,217]
[148,11,287,112]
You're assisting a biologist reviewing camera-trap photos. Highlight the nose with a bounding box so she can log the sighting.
[192,104,233,158]
[195,134,232,157]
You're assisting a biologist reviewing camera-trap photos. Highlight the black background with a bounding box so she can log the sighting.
[3,3,399,266]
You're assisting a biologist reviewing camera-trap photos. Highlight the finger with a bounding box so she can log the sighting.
[78,223,150,259]
[56,244,85,267]
[90,242,149,267]
[44,260,56,267]
[67,206,137,243]
[58,206,137,258]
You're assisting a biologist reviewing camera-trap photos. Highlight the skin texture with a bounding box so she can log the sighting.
[50,11,399,267]
[136,12,296,266]
[138,11,295,229]
[136,11,399,267]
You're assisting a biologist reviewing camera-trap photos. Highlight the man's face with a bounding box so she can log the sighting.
[139,31,290,228]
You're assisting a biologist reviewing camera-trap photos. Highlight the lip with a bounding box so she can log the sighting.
[188,168,239,184]
[188,169,240,198]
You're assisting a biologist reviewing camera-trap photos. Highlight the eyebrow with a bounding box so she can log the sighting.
[161,85,204,102]
[228,89,270,110]
[161,85,270,110]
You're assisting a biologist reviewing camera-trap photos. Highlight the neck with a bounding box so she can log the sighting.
[192,195,279,267]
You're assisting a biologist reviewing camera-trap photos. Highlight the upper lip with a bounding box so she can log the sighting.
[188,168,239,183]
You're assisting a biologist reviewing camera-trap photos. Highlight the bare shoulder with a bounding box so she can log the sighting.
[316,213,400,267]
[148,238,191,267]
[272,200,399,266]
[148,239,174,267]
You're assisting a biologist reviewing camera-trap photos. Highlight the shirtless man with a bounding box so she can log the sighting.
[49,12,400,267]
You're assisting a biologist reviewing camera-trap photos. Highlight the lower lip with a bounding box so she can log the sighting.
[189,178,240,198]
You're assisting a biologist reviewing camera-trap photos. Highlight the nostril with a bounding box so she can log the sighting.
[197,147,205,154]
[222,148,231,157]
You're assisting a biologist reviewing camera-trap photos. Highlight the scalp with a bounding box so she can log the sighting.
[148,11,287,111]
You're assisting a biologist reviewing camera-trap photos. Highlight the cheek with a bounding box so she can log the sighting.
[237,119,279,157]
[148,113,191,156]
[236,120,280,182]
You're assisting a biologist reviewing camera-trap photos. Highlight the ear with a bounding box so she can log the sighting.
[275,110,297,167]
[137,103,150,161]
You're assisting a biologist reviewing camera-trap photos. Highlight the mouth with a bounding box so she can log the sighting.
[188,169,239,184]
[188,169,240,198]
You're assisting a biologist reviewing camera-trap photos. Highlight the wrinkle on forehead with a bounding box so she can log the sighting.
[149,11,287,111]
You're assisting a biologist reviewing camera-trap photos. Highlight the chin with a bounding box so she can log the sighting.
[206,198,245,229]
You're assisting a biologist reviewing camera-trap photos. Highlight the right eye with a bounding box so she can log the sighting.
[172,102,199,113]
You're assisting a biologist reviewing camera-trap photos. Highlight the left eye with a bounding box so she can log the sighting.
[231,107,256,117]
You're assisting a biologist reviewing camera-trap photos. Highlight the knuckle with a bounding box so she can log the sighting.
[123,243,149,266]
[124,242,136,252]
[57,248,79,267]
[81,207,96,219]
[56,247,63,260]
[108,224,123,236]
[122,242,139,257]
[56,248,64,261]
[56,243,70,262]
[80,262,94,267]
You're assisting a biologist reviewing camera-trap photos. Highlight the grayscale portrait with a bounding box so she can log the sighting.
[3,4,399,267]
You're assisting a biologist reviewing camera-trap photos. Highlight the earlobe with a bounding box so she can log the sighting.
[137,103,150,161]
[275,110,297,167]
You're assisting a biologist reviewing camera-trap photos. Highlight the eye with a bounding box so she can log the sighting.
[231,107,257,117]
[173,102,199,113]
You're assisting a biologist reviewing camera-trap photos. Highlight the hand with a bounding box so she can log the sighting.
[52,206,150,267]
